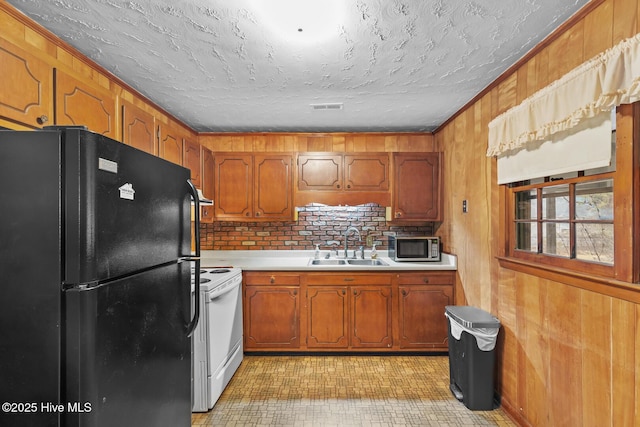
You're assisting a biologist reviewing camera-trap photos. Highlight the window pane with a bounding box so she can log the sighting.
[515,222,537,251]
[542,222,570,257]
[575,223,614,264]
[575,179,613,221]
[515,190,537,220]
[542,185,569,220]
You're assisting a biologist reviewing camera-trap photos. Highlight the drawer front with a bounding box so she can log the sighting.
[396,272,454,286]
[306,273,392,286]
[244,273,300,285]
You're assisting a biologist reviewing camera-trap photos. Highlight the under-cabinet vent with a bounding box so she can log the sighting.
[310,103,343,110]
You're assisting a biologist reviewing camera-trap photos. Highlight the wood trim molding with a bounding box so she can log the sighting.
[497,256,640,304]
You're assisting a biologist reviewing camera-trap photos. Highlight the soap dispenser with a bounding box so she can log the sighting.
[314,244,321,259]
[370,244,377,259]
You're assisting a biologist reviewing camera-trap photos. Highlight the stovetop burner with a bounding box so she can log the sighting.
[208,269,231,274]
[200,278,211,283]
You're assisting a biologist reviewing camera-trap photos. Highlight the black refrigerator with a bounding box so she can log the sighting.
[0,126,201,427]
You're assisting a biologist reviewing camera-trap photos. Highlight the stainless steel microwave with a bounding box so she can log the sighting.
[388,236,441,262]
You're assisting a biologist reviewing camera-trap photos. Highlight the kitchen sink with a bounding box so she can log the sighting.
[308,259,348,266]
[307,258,388,266]
[346,259,388,266]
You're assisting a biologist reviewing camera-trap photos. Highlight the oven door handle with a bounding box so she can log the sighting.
[208,276,241,301]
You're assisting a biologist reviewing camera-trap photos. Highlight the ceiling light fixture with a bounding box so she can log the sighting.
[253,0,345,44]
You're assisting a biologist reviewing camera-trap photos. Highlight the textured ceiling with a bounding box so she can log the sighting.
[7,0,589,133]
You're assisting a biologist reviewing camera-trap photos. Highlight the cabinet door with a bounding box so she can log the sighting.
[214,154,252,219]
[398,285,453,349]
[55,69,116,139]
[158,124,183,165]
[297,153,342,190]
[393,153,442,221]
[200,147,215,223]
[244,286,300,349]
[351,286,392,348]
[0,39,52,129]
[183,137,201,188]
[306,287,349,348]
[254,154,292,220]
[344,154,389,191]
[121,99,156,155]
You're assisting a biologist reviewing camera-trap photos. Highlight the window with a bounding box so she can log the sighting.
[503,104,638,283]
[513,177,614,265]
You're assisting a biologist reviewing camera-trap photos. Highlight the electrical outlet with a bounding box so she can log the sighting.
[366,235,374,246]
[462,200,468,213]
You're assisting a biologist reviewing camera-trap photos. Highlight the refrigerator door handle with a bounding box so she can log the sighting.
[185,178,200,337]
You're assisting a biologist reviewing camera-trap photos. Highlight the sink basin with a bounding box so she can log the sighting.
[346,259,388,266]
[307,258,388,267]
[308,259,348,266]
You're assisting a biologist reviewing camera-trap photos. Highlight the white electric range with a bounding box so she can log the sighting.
[192,266,243,412]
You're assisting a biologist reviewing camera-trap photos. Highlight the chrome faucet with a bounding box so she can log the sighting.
[343,226,361,259]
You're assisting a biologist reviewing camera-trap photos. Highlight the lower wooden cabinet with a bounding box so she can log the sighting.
[243,273,300,350]
[242,270,454,353]
[306,274,392,349]
[398,273,454,350]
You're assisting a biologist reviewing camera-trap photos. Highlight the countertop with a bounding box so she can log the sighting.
[200,250,457,271]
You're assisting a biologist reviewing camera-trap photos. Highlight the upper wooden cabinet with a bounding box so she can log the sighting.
[54,69,116,139]
[158,123,183,165]
[0,39,53,129]
[200,146,215,223]
[297,153,342,190]
[183,137,201,188]
[120,99,156,155]
[344,155,390,191]
[214,153,293,221]
[296,153,390,206]
[392,152,442,222]
[254,154,293,219]
[297,153,389,191]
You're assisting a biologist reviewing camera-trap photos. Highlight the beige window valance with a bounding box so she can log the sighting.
[487,33,640,157]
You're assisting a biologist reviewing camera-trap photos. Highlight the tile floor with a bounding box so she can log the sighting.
[191,355,516,426]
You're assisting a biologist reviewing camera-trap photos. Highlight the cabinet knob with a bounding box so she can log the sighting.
[423,278,429,283]
[246,212,251,216]
[37,115,49,125]
[353,290,357,295]
[343,278,354,282]
[336,184,341,189]
[270,276,275,284]
[402,289,407,296]
[342,289,346,295]
[293,290,298,296]
[256,212,261,216]
[347,184,351,189]
[395,212,402,218]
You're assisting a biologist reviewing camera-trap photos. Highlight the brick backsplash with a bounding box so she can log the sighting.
[200,204,434,251]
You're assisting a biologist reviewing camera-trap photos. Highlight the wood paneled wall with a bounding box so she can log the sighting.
[434,0,640,425]
[199,133,434,153]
